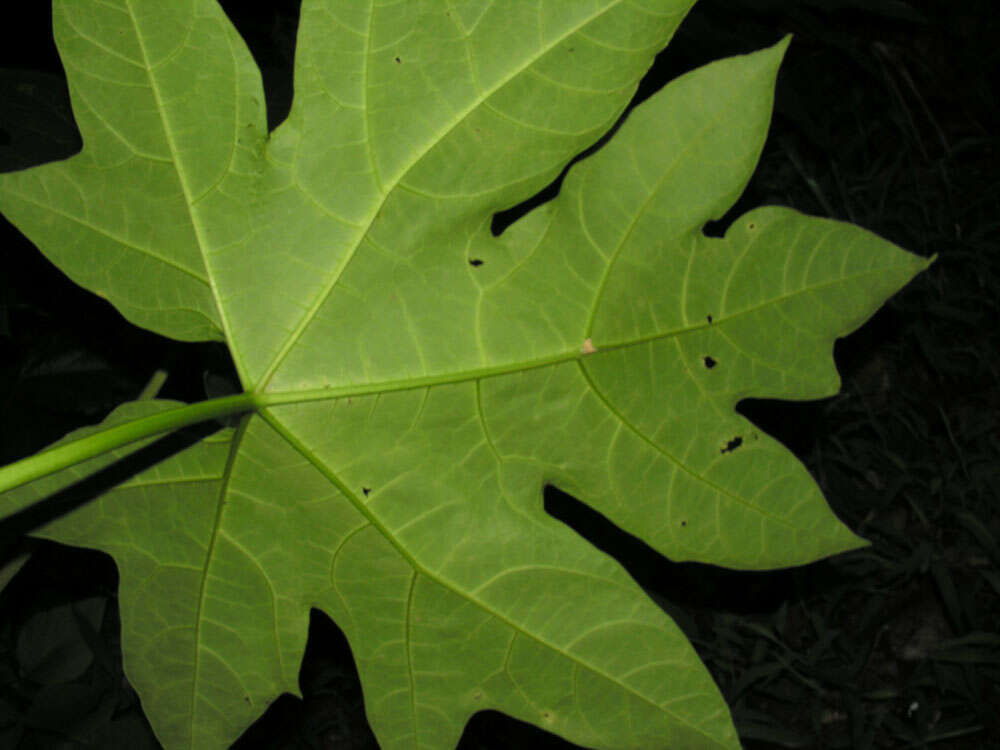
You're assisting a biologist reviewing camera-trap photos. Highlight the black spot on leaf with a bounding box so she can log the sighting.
[468,258,483,267]
[362,487,371,497]
[720,436,743,454]
[703,355,717,369]
[394,56,401,63]
[706,314,713,324]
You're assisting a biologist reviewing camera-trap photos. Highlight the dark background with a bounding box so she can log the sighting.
[1,1,997,748]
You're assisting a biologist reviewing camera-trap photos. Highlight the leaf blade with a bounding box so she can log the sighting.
[0,1,936,748]
[0,0,268,355]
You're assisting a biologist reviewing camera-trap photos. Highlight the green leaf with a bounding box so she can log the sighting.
[0,1,932,748]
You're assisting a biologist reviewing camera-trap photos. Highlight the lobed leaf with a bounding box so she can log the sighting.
[0,1,932,748]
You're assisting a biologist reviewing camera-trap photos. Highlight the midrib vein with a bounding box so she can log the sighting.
[126,1,235,347]
[263,408,720,748]
[255,1,625,391]
[257,259,895,409]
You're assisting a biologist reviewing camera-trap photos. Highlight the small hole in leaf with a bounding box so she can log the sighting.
[362,487,371,497]
[395,56,401,63]
[706,314,713,324]
[468,258,483,267]
[680,520,687,527]
[703,355,717,369]
[720,436,743,454]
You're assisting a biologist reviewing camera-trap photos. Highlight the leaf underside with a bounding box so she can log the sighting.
[0,1,931,748]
